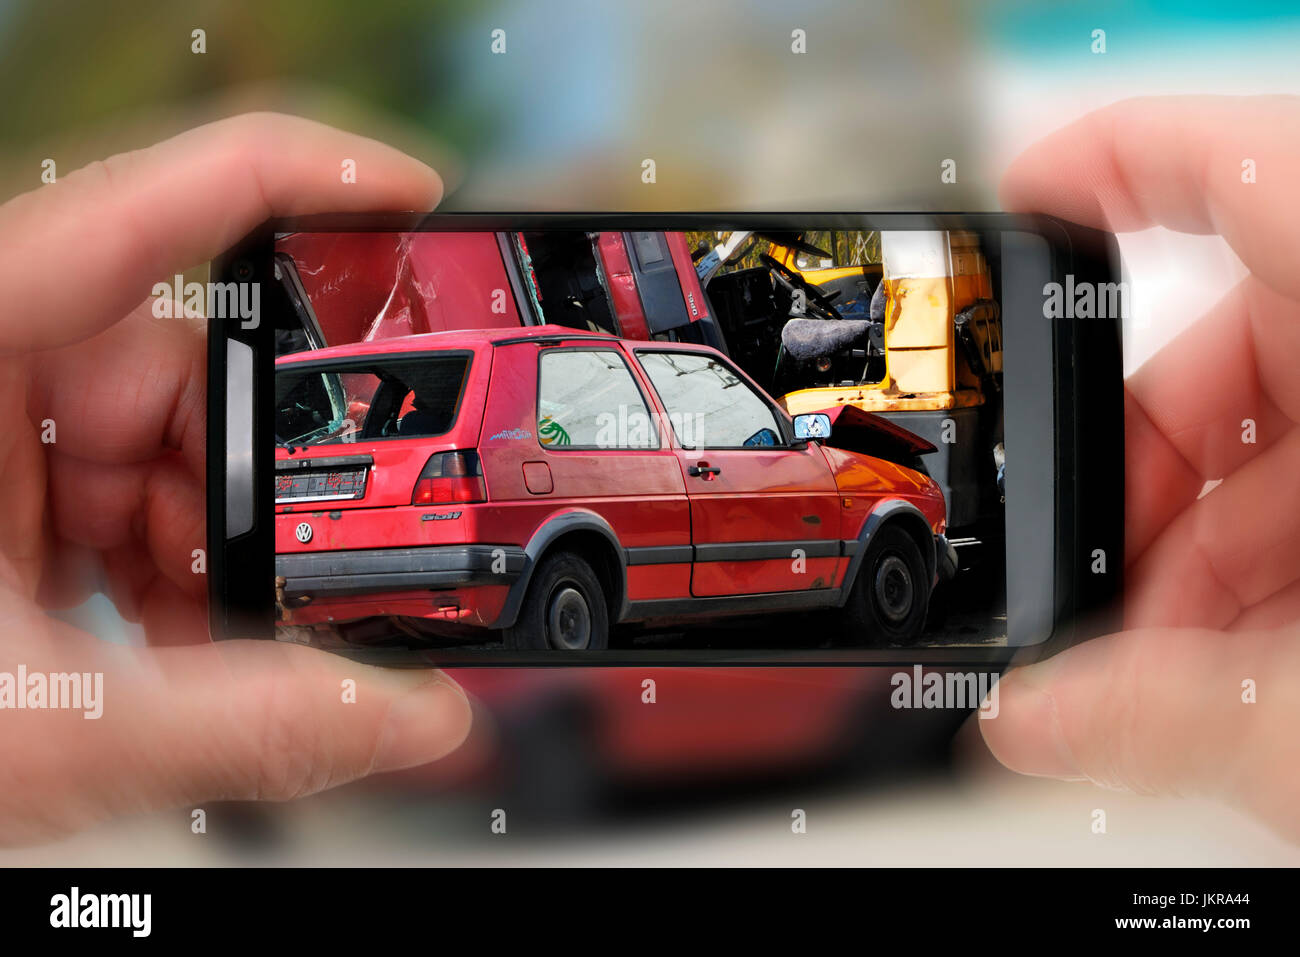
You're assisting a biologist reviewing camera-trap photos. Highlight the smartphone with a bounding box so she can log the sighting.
[207,214,1123,665]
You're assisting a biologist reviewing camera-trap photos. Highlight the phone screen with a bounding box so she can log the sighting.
[263,226,1020,658]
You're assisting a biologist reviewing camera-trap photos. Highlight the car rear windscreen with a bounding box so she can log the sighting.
[274,353,471,447]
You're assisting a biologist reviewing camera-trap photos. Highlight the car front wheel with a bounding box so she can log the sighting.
[503,551,610,651]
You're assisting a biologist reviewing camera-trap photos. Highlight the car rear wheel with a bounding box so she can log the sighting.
[504,551,610,651]
[840,524,931,646]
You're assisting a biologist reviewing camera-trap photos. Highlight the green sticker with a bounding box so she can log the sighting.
[539,416,571,446]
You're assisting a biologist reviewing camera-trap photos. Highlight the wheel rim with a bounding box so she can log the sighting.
[873,554,913,623]
[546,584,592,650]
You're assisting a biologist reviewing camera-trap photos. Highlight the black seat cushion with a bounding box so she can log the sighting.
[780,318,872,361]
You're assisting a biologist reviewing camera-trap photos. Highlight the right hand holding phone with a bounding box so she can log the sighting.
[981,96,1300,842]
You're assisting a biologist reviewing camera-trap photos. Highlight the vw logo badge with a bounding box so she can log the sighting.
[294,522,313,543]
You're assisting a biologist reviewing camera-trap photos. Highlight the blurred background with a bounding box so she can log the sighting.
[3,0,1300,865]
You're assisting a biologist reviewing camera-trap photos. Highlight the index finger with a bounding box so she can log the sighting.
[1000,94,1300,300]
[1001,96,1300,563]
[0,112,443,354]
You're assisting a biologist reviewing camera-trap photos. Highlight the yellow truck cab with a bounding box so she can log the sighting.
[770,231,1004,536]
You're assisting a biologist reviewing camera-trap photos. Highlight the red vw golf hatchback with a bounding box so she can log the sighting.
[274,325,952,649]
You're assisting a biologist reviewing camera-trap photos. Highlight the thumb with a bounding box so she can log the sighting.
[979,626,1300,841]
[5,629,471,843]
[135,639,474,801]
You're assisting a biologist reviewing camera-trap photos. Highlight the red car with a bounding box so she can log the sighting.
[274,325,953,649]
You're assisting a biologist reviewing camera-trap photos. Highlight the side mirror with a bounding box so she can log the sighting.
[793,412,832,441]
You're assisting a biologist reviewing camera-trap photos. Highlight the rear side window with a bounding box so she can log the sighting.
[537,349,657,449]
[275,353,471,447]
[637,351,784,450]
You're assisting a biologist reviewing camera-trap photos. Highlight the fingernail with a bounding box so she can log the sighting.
[990,667,1085,780]
[372,672,471,772]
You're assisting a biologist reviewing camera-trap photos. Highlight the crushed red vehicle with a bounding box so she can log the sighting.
[273,230,723,350]
[274,324,953,649]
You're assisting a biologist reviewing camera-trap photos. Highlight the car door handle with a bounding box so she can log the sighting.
[687,463,722,477]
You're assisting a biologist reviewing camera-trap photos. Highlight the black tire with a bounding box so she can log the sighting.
[503,551,610,651]
[840,524,931,646]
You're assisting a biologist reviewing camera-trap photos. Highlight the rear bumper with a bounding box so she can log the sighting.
[276,545,526,599]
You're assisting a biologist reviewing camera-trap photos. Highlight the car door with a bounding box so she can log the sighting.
[477,342,694,605]
[634,349,841,597]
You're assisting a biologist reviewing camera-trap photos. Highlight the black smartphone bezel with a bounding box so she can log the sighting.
[208,212,1123,667]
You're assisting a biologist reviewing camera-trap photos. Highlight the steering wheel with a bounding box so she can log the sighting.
[760,254,843,321]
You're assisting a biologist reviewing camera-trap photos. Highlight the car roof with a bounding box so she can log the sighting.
[275,324,723,365]
[275,324,619,365]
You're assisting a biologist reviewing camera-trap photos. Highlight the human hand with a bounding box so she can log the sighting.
[0,113,471,845]
[981,96,1300,841]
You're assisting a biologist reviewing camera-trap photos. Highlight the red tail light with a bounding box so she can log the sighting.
[412,450,487,505]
